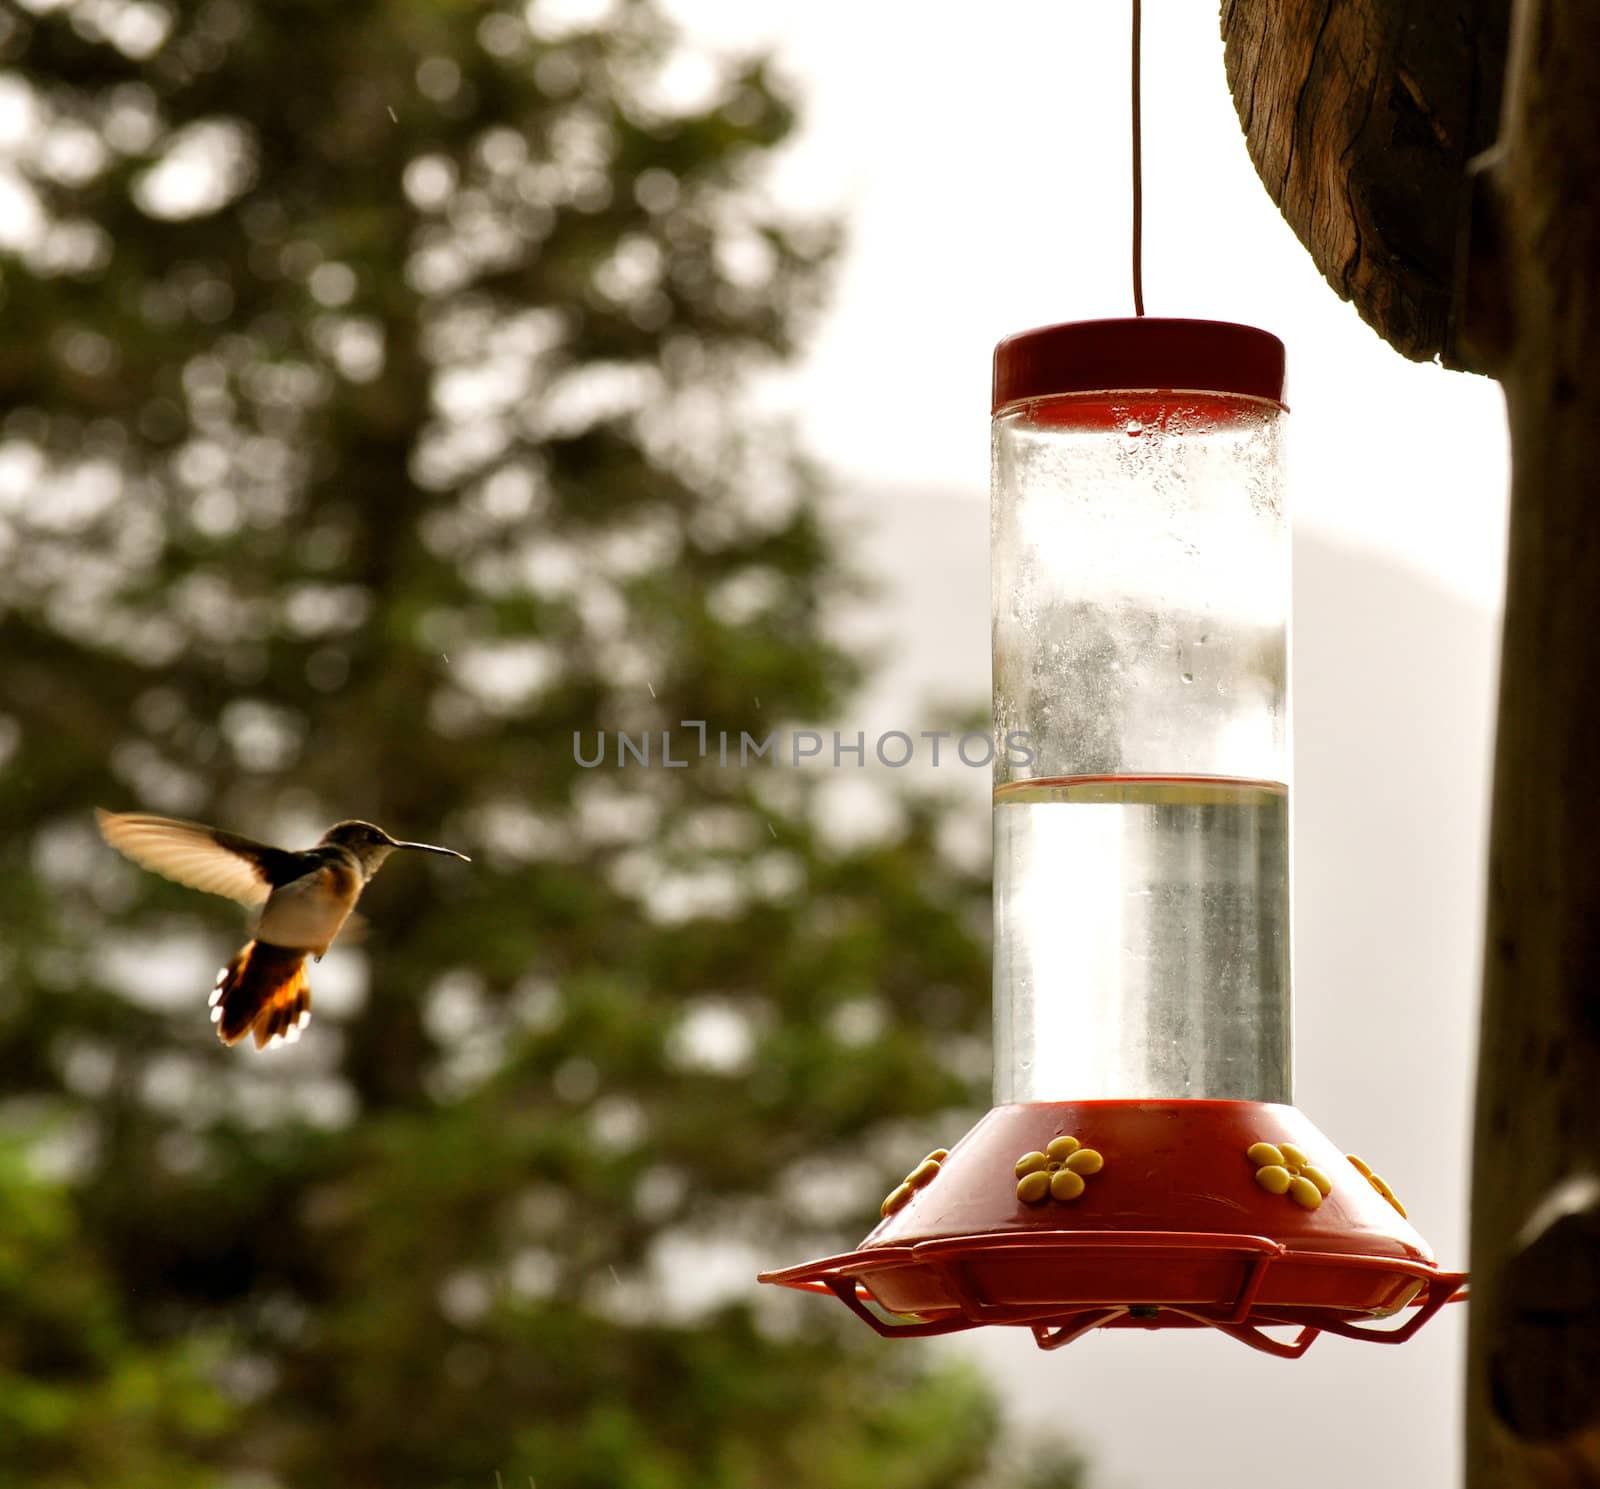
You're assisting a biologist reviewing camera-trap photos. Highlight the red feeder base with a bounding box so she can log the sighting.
[759,1101,1466,1356]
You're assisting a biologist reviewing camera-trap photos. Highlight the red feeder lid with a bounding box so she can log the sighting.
[992,317,1287,414]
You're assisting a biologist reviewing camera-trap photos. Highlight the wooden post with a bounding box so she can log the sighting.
[1456,4,1600,1481]
[1222,3,1600,1483]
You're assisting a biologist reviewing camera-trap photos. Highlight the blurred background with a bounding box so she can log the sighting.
[0,1,1506,1487]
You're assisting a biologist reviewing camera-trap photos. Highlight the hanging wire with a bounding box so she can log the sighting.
[1131,0,1146,316]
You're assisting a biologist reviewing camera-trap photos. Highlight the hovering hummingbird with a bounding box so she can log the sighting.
[95,810,469,1051]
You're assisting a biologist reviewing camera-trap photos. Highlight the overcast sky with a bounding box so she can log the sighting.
[666,0,1510,611]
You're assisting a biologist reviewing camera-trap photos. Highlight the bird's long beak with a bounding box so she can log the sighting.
[393,840,471,862]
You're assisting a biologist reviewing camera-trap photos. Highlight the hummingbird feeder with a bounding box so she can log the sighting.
[758,318,1465,1355]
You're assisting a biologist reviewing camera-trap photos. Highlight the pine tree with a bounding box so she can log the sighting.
[0,2,1082,1484]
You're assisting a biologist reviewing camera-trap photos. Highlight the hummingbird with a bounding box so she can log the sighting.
[96,810,469,1051]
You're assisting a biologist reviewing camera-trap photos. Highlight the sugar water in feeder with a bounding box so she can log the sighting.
[991,320,1289,1106]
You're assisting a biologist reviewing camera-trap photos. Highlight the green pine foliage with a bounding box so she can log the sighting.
[0,1,1085,1484]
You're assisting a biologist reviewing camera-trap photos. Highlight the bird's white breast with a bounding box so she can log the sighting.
[254,861,360,955]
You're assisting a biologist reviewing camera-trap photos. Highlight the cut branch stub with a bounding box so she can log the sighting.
[1221,0,1509,364]
[1487,1178,1600,1446]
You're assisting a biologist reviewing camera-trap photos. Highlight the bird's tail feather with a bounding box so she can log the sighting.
[211,940,311,1049]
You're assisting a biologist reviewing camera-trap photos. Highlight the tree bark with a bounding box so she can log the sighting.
[1223,4,1600,1486]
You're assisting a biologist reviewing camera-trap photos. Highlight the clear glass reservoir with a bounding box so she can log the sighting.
[990,319,1291,1105]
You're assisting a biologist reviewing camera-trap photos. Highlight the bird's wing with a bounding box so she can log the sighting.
[95,809,303,907]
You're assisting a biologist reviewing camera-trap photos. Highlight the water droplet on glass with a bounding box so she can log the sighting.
[1126,421,1144,437]
[1181,672,1194,685]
